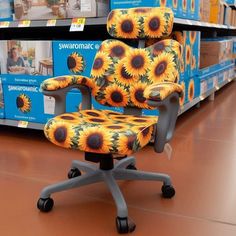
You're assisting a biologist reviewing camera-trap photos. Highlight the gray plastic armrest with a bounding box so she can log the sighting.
[42,84,92,116]
[147,92,180,153]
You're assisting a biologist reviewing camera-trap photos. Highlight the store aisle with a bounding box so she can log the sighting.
[0,82,236,236]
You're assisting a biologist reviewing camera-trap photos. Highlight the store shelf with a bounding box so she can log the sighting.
[178,97,201,116]
[0,17,235,30]
[0,119,44,130]
[200,88,216,101]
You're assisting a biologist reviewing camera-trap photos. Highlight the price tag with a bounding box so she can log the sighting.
[0,21,10,28]
[70,18,86,32]
[46,19,57,27]
[18,20,31,27]
[18,121,28,128]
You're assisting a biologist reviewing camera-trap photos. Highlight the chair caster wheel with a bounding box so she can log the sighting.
[161,185,175,198]
[37,197,54,212]
[116,217,136,234]
[68,168,81,179]
[126,164,137,170]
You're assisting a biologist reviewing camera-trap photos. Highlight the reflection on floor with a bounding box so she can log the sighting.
[0,82,236,235]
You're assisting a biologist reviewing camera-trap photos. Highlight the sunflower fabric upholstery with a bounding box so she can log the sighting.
[41,75,94,91]
[107,7,174,39]
[44,110,157,155]
[144,82,183,101]
[41,7,183,156]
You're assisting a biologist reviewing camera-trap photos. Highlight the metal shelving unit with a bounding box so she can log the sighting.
[0,17,235,30]
[0,13,235,129]
[1,78,234,130]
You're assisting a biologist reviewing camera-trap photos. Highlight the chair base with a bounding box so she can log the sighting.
[37,156,175,234]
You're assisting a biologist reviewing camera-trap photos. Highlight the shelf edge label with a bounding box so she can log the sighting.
[18,20,31,27]
[70,18,86,32]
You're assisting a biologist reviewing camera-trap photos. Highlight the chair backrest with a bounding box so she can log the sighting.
[90,7,182,110]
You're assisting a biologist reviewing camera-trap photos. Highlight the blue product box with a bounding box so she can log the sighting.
[3,84,54,123]
[190,0,200,20]
[224,0,236,5]
[0,0,13,22]
[178,77,188,106]
[67,89,123,113]
[179,0,188,18]
[66,91,82,113]
[110,0,154,9]
[217,70,224,85]
[53,40,102,77]
[184,31,191,79]
[185,76,200,103]
[0,40,53,86]
[0,78,4,118]
[153,0,179,16]
[199,59,234,76]
[190,31,200,77]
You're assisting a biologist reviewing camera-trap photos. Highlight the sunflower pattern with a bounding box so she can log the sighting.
[90,38,182,109]
[190,31,196,45]
[16,94,31,113]
[179,81,185,107]
[67,52,85,74]
[107,7,174,39]
[143,82,183,102]
[188,79,195,102]
[42,7,183,155]
[41,75,94,91]
[44,110,157,155]
[191,0,195,13]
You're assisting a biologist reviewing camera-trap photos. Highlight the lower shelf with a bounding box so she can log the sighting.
[0,119,44,130]
[0,78,235,130]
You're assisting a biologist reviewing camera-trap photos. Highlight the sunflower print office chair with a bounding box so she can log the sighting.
[37,7,183,234]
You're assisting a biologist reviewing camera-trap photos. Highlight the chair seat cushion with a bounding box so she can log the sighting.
[44,110,157,155]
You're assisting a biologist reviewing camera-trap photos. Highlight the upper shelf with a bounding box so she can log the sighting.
[1,17,236,30]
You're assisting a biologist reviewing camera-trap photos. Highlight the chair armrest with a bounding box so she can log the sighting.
[143,82,183,102]
[41,75,94,115]
[146,92,181,153]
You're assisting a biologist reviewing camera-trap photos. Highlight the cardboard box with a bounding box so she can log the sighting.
[3,84,54,123]
[219,2,226,25]
[209,0,221,23]
[53,40,101,77]
[200,0,210,22]
[224,6,232,25]
[0,0,14,22]
[0,40,53,86]
[200,39,233,68]
[0,78,4,118]
[14,0,109,20]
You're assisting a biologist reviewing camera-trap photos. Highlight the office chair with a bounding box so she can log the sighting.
[37,7,183,234]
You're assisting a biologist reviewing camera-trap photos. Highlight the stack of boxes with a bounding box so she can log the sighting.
[0,40,55,123]
[0,40,102,123]
[168,31,201,107]
[199,38,234,95]
[13,0,109,20]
